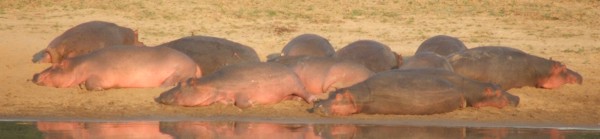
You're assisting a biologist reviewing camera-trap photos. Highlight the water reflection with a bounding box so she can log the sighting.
[160,122,321,139]
[17,121,599,139]
[37,121,171,139]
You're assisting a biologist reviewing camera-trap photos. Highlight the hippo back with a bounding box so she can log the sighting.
[334,40,399,72]
[447,46,551,90]
[400,52,454,72]
[157,36,260,75]
[416,35,467,57]
[282,33,335,57]
[348,70,464,115]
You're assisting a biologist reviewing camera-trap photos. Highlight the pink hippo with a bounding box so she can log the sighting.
[155,62,316,108]
[272,56,374,98]
[32,21,145,64]
[32,46,201,90]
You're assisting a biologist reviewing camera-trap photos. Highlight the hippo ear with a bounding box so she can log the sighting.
[394,52,403,67]
[188,78,197,85]
[551,63,567,74]
[494,84,503,90]
[133,29,139,41]
[133,29,146,47]
[483,87,500,97]
[53,60,69,69]
[134,29,139,38]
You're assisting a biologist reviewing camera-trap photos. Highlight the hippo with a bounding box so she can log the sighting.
[399,52,454,71]
[448,46,583,90]
[155,62,316,108]
[32,21,145,63]
[334,40,403,72]
[415,35,467,57]
[157,35,260,75]
[32,46,201,90]
[310,69,519,116]
[271,56,374,98]
[267,33,335,61]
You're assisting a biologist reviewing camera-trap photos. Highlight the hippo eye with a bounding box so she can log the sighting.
[180,85,194,93]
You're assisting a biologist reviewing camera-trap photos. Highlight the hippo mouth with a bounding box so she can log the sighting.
[32,50,49,63]
[155,92,177,105]
[307,100,331,116]
[566,69,583,85]
[507,94,520,107]
[32,73,42,84]
[32,49,58,63]
[31,73,52,86]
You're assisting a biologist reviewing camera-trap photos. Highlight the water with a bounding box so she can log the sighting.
[1,120,600,139]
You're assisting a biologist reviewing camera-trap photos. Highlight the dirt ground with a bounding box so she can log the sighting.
[0,1,599,128]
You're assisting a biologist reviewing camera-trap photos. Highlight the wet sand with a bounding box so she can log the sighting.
[0,1,599,128]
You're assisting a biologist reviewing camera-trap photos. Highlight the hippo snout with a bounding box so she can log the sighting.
[566,69,583,84]
[32,50,46,63]
[155,93,175,105]
[32,73,41,84]
[307,101,320,113]
[308,100,331,116]
[506,93,520,107]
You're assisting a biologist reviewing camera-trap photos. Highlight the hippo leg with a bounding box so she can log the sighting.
[161,74,184,87]
[78,84,86,90]
[235,94,253,109]
[292,91,317,103]
[84,78,105,91]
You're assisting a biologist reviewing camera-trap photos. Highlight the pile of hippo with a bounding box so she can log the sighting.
[31,21,583,116]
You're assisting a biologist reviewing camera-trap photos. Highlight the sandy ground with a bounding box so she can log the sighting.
[0,1,599,128]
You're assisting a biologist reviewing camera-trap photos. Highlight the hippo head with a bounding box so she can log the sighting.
[32,61,77,88]
[470,84,520,108]
[155,79,216,106]
[537,63,583,89]
[309,89,358,116]
[33,36,68,63]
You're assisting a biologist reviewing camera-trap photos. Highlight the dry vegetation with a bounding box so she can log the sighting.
[0,0,599,127]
